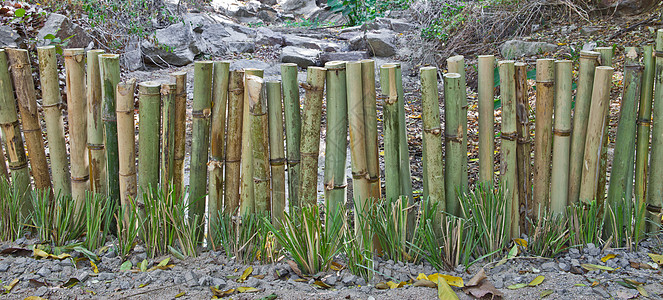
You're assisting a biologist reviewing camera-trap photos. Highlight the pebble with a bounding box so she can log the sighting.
[211,277,226,288]
[36,266,51,277]
[77,271,90,282]
[104,249,117,258]
[585,243,601,256]
[35,286,47,297]
[120,280,132,290]
[245,276,259,287]
[0,263,9,272]
[570,259,580,267]
[559,262,570,272]
[134,245,146,253]
[541,262,556,271]
[342,274,357,285]
[184,271,199,287]
[356,277,366,286]
[198,275,211,286]
[568,248,581,259]
[326,275,337,285]
[593,287,610,298]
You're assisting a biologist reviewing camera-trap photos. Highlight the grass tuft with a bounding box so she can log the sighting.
[0,178,28,241]
[527,209,574,257]
[116,197,142,259]
[568,200,604,247]
[84,192,114,250]
[213,211,274,263]
[31,189,85,246]
[459,182,509,260]
[363,197,411,262]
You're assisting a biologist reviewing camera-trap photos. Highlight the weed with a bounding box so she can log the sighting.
[31,189,85,246]
[459,182,509,260]
[84,192,114,250]
[164,187,202,258]
[527,209,573,257]
[363,197,411,262]
[213,211,274,263]
[568,200,604,247]
[0,178,28,241]
[343,200,374,280]
[605,197,646,250]
[115,197,142,259]
[141,184,177,258]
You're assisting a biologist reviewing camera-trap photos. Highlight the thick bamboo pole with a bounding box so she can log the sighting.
[247,76,270,214]
[99,54,121,207]
[224,71,244,214]
[63,48,89,203]
[137,82,161,199]
[579,66,614,204]
[86,49,107,196]
[0,49,31,209]
[6,48,52,193]
[189,61,213,224]
[498,60,520,239]
[420,67,445,211]
[324,61,348,212]
[117,79,137,225]
[447,56,468,195]
[299,67,326,205]
[347,61,370,231]
[393,63,414,204]
[172,71,187,202]
[161,84,177,187]
[267,81,285,222]
[361,60,381,200]
[636,45,655,232]
[515,62,531,229]
[444,71,464,217]
[281,63,301,207]
[595,47,614,203]
[38,46,71,197]
[209,61,229,226]
[239,68,264,215]
[568,51,600,204]
[647,29,663,220]
[531,59,554,219]
[478,55,495,184]
[380,64,401,202]
[550,60,573,215]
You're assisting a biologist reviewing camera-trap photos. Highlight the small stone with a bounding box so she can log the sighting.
[593,287,610,298]
[360,285,371,293]
[104,249,117,258]
[569,248,581,259]
[541,262,556,271]
[184,271,199,287]
[136,252,148,261]
[245,276,259,287]
[570,259,581,267]
[98,272,114,281]
[77,271,90,282]
[35,286,47,297]
[342,274,357,285]
[0,263,10,272]
[120,280,132,290]
[383,268,392,278]
[212,277,226,288]
[559,263,570,272]
[493,276,504,289]
[134,245,145,253]
[326,276,337,285]
[36,266,51,277]
[368,296,376,300]
[198,275,212,286]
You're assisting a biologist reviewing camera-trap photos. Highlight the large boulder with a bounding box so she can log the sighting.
[196,24,232,56]
[142,22,198,66]
[281,46,320,68]
[36,13,92,48]
[284,34,342,52]
[319,51,370,65]
[0,26,20,48]
[121,38,143,71]
[366,30,397,57]
[500,40,556,59]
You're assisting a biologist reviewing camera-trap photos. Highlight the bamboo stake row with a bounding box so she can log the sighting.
[532,59,554,221]
[87,49,107,196]
[63,49,89,204]
[324,61,348,213]
[498,60,519,239]
[636,45,655,233]
[550,60,572,215]
[647,29,663,223]
[209,61,229,230]
[514,62,531,230]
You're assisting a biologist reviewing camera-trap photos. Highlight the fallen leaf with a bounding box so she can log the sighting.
[168,246,185,260]
[138,283,149,288]
[416,273,428,281]
[636,285,648,297]
[239,267,253,282]
[174,291,186,298]
[120,260,132,271]
[4,278,18,293]
[409,114,421,119]
[496,245,518,267]
[73,246,99,261]
[581,264,615,272]
[507,283,527,290]
[139,259,148,272]
[330,261,344,271]
[529,275,544,287]
[237,286,260,293]
[540,289,553,298]
[28,279,47,288]
[0,247,31,256]
[647,253,663,265]
[258,293,278,300]
[294,278,308,282]
[90,261,99,274]
[287,260,303,277]
[313,280,331,289]
[437,277,459,300]
[62,278,80,288]
[210,287,234,297]
[375,282,389,289]
[386,281,406,289]
[157,257,170,267]
[33,249,49,259]
[514,238,528,249]
[439,275,464,288]
[574,283,586,287]
[414,279,437,288]
[462,278,503,299]
[601,254,617,262]
[24,297,47,300]
[466,269,487,287]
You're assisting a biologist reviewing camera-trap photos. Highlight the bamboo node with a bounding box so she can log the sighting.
[445,133,463,143]
[624,64,644,70]
[351,171,369,180]
[300,152,319,158]
[517,137,531,144]
[500,131,517,141]
[655,51,663,58]
[646,204,662,213]
[553,128,572,136]
[71,175,90,181]
[269,158,287,166]
[116,109,134,115]
[229,88,244,95]
[287,159,301,165]
[8,162,28,170]
[192,109,212,119]
[368,176,380,183]
[637,118,652,125]
[423,127,442,135]
[138,91,161,96]
[225,159,240,163]
[42,102,62,109]
[87,143,105,150]
[101,116,117,122]
[300,82,323,92]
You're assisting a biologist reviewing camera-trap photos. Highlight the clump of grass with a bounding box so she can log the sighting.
[84,192,114,250]
[459,182,509,260]
[364,197,411,262]
[116,197,141,259]
[526,209,573,257]
[605,197,646,250]
[568,200,604,247]
[165,188,202,258]
[31,189,85,246]
[141,184,177,258]
[343,200,374,280]
[0,178,28,241]
[213,211,274,263]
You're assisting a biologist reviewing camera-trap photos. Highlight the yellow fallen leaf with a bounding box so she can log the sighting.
[237,286,260,293]
[581,264,615,272]
[90,261,99,274]
[138,283,149,288]
[375,282,389,289]
[4,278,18,292]
[647,253,663,264]
[330,261,344,271]
[574,283,586,287]
[428,273,440,283]
[439,274,464,288]
[174,291,186,298]
[636,285,648,297]
[386,281,406,289]
[239,267,253,282]
[210,287,234,297]
[437,277,459,300]
[540,289,553,298]
[409,114,421,119]
[33,249,49,259]
[313,280,331,289]
[601,254,616,262]
[413,279,437,288]
[24,297,48,300]
[416,273,428,281]
[528,275,544,287]
[507,283,527,289]
[157,257,170,267]
[514,238,528,249]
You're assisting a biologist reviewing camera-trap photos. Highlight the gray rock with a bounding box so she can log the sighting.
[284,35,341,52]
[342,274,357,285]
[0,26,20,48]
[582,42,597,51]
[136,252,148,262]
[142,23,198,66]
[98,272,114,281]
[36,13,92,48]
[568,248,581,259]
[184,271,199,287]
[195,24,230,56]
[35,286,48,297]
[593,287,610,298]
[120,280,132,290]
[104,248,117,258]
[257,8,280,23]
[581,26,600,36]
[121,38,143,71]
[500,40,557,59]
[586,244,600,257]
[245,276,260,287]
[77,271,90,282]
[559,262,570,272]
[281,0,308,12]
[493,276,504,289]
[0,263,9,272]
[212,277,226,288]
[281,46,320,68]
[541,262,556,271]
[356,277,366,286]
[348,34,367,51]
[198,275,212,286]
[366,30,397,57]
[256,27,285,46]
[383,268,392,278]
[36,266,51,277]
[390,19,417,32]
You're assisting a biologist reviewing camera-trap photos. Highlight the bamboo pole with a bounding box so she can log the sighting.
[531,59,554,219]
[498,60,520,239]
[380,64,401,202]
[421,67,445,211]
[579,66,614,204]
[515,62,531,229]
[6,48,52,193]
[224,71,244,214]
[117,79,137,225]
[324,61,348,213]
[63,48,89,204]
[137,82,161,202]
[446,56,468,195]
[299,67,326,205]
[172,71,187,202]
[99,54,121,206]
[361,60,381,200]
[347,61,370,232]
[550,60,573,215]
[247,76,270,214]
[0,49,31,210]
[595,47,614,204]
[636,45,655,232]
[444,71,464,217]
[267,81,285,222]
[87,49,107,196]
[394,63,416,240]
[38,46,71,196]
[190,61,213,225]
[239,68,264,215]
[607,48,642,207]
[281,63,301,207]
[0,136,7,181]
[568,51,600,204]
[161,83,177,187]
[647,29,663,220]
[478,55,495,184]
[209,61,229,227]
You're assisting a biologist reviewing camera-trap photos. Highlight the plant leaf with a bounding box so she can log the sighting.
[157,257,170,267]
[414,279,437,288]
[437,277,459,300]
[43,33,56,40]
[3,278,18,293]
[440,275,464,288]
[507,283,528,289]
[647,253,663,265]
[313,280,331,289]
[62,278,80,288]
[139,259,148,272]
[237,286,260,293]
[174,291,186,298]
[239,267,253,282]
[601,254,616,262]
[636,285,648,297]
[540,289,553,298]
[581,264,615,272]
[496,245,518,267]
[120,260,132,271]
[14,8,25,17]
[90,261,99,274]
[168,246,185,260]
[514,238,528,248]
[528,275,544,287]
[416,273,428,281]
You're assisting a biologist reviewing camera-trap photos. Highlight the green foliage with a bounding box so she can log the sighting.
[115,197,142,259]
[282,18,337,29]
[526,209,574,257]
[363,197,411,262]
[420,3,466,41]
[459,182,509,260]
[141,184,178,258]
[212,211,274,264]
[164,187,202,258]
[0,178,28,241]
[343,201,374,280]
[568,200,604,247]
[30,189,85,246]
[84,192,114,250]
[327,0,387,26]
[605,197,646,250]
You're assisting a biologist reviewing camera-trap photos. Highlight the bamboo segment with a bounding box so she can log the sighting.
[531,59,554,219]
[299,67,326,205]
[161,84,177,187]
[420,67,445,211]
[117,79,137,225]
[38,46,71,196]
[550,60,573,215]
[347,61,370,231]
[137,82,161,200]
[267,81,286,222]
[478,55,495,184]
[99,54,121,206]
[607,48,642,208]
[63,48,89,203]
[595,47,615,203]
[380,64,401,202]
[0,49,31,210]
[498,60,520,239]
[224,71,244,214]
[172,71,187,202]
[515,62,531,229]
[324,61,348,212]
[6,48,52,193]
[0,141,7,181]
[190,61,213,224]
[568,51,600,204]
[209,61,229,227]
[239,68,264,216]
[361,60,381,200]
[444,71,464,217]
[579,66,614,204]
[647,29,663,218]
[447,56,468,195]
[86,49,107,196]
[281,63,301,207]
[636,45,655,232]
[247,76,270,214]
[596,47,614,66]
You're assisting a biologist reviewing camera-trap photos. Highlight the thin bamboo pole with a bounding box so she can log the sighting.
[281,63,301,207]
[421,67,445,211]
[498,60,520,239]
[444,71,464,217]
[595,47,614,204]
[209,61,229,228]
[647,29,663,221]
[636,45,655,232]
[568,51,600,204]
[347,61,370,233]
[63,48,89,203]
[247,76,270,214]
[87,49,107,196]
[478,55,495,184]
[0,49,31,210]
[172,71,187,202]
[267,81,285,223]
[6,48,52,193]
[380,64,401,202]
[117,79,137,225]
[550,60,573,215]
[531,58,554,219]
[324,61,348,213]
[446,56,468,195]
[137,82,161,203]
[361,59,381,200]
[161,83,177,187]
[579,66,614,204]
[38,46,71,197]
[189,61,213,224]
[299,67,326,205]
[240,68,264,216]
[99,54,121,207]
[224,71,244,214]
[515,62,531,229]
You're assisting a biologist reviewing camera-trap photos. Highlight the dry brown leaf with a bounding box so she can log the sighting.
[414,279,437,288]
[463,278,503,299]
[466,268,487,287]
[287,260,303,277]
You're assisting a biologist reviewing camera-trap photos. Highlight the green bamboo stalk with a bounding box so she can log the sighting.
[595,47,614,204]
[137,82,161,201]
[647,29,663,220]
[161,83,177,187]
[498,60,520,239]
[224,71,244,215]
[515,62,531,230]
[116,79,137,225]
[0,135,7,181]
[579,66,614,204]
[99,54,121,206]
[478,55,495,184]
[172,71,187,202]
[0,49,31,211]
[568,51,600,204]
[63,48,89,204]
[381,64,401,202]
[347,61,370,233]
[239,68,264,216]
[190,61,213,225]
[636,45,655,233]
[550,60,573,215]
[247,75,270,214]
[324,61,348,213]
[531,59,554,219]
[267,81,286,223]
[209,61,229,229]
[299,67,326,205]
[420,67,445,212]
[361,60,381,200]
[38,46,71,196]
[447,56,468,195]
[281,63,301,207]
[444,71,464,217]
[87,49,107,196]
